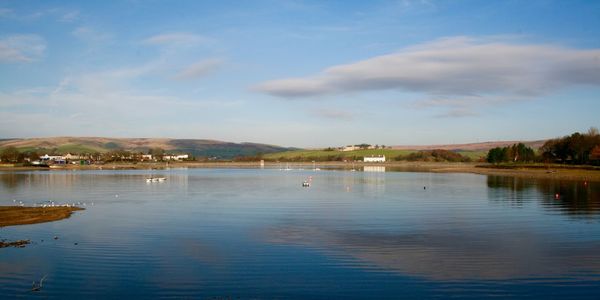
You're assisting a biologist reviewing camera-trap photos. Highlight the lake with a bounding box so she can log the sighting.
[1,168,599,298]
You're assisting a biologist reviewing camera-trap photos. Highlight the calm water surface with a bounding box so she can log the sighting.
[1,168,599,298]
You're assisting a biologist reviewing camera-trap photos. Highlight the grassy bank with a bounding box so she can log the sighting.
[263,149,486,161]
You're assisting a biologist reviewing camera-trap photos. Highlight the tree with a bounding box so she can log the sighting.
[590,145,600,165]
[24,150,41,161]
[487,147,505,164]
[150,148,165,161]
[540,128,600,165]
[0,146,22,163]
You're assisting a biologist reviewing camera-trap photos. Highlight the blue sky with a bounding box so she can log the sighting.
[1,0,599,147]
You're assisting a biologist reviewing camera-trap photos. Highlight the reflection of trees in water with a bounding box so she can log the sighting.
[0,173,27,190]
[487,176,600,216]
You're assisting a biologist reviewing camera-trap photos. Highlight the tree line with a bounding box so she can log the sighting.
[487,128,600,165]
[540,128,600,165]
[486,143,536,164]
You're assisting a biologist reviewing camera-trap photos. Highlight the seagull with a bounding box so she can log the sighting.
[31,275,47,292]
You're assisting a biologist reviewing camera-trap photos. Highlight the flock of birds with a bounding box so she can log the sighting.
[12,199,93,208]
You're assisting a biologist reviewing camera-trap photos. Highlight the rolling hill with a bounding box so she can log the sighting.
[390,140,547,151]
[264,140,547,161]
[0,137,548,161]
[0,137,291,159]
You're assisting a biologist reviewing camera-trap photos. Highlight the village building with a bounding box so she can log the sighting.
[141,154,153,161]
[364,155,386,163]
[163,154,189,161]
[40,154,66,164]
[65,153,83,160]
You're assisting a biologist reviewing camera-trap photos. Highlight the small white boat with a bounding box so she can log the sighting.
[302,181,310,187]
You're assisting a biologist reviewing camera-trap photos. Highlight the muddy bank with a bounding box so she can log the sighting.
[0,206,84,227]
[0,239,30,248]
[0,206,84,248]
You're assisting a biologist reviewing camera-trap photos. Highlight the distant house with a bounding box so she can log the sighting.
[141,154,153,161]
[40,154,65,161]
[163,154,189,161]
[364,155,386,163]
[342,145,358,152]
[65,153,82,160]
[40,154,66,164]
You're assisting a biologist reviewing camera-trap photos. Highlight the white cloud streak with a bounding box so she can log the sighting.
[174,58,223,80]
[310,108,354,120]
[72,26,112,44]
[0,8,12,17]
[143,32,209,46]
[0,34,45,63]
[59,10,79,22]
[255,36,600,98]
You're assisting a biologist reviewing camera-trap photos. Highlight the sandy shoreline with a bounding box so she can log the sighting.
[1,161,599,182]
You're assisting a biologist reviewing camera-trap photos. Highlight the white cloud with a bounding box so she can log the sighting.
[0,34,45,63]
[0,68,242,138]
[143,32,209,46]
[311,108,354,120]
[435,108,478,118]
[60,10,80,22]
[72,26,112,44]
[255,36,600,99]
[0,8,12,17]
[174,58,223,80]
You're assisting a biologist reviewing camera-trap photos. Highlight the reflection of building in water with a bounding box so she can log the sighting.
[168,173,189,190]
[363,166,385,173]
[362,169,386,197]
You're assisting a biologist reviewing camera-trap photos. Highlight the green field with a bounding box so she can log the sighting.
[264,149,486,161]
[55,143,108,154]
[0,143,108,155]
[457,150,487,160]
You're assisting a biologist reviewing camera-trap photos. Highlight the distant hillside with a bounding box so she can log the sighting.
[0,137,290,159]
[390,140,547,152]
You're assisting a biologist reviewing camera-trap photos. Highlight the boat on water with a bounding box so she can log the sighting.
[146,177,167,182]
[302,181,310,187]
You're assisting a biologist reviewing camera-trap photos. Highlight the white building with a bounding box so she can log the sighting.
[364,155,386,163]
[65,153,82,160]
[163,154,189,161]
[342,145,358,152]
[141,154,153,161]
[40,154,65,161]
